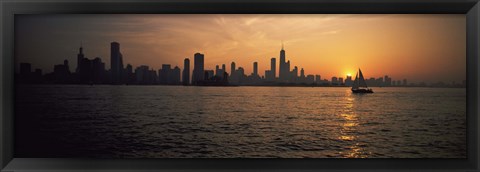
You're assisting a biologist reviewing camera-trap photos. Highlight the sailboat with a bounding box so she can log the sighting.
[351,68,374,93]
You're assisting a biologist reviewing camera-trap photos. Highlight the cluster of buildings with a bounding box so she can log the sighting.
[17,41,465,88]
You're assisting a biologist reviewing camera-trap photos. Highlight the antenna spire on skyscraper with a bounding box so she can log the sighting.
[281,40,284,50]
[79,41,83,54]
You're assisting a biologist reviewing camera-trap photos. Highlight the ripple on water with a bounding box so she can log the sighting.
[15,86,467,158]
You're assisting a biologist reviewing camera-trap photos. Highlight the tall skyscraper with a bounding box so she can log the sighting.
[253,62,258,76]
[76,45,84,73]
[215,65,220,77]
[286,60,290,79]
[279,43,287,82]
[183,58,190,85]
[192,53,204,85]
[110,42,124,84]
[172,66,181,84]
[125,64,133,84]
[231,62,236,75]
[270,58,276,79]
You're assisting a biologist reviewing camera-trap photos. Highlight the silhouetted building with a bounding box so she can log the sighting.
[76,46,106,84]
[384,75,392,86]
[183,58,190,85]
[230,62,238,83]
[253,62,258,77]
[270,58,276,80]
[149,69,158,84]
[76,45,85,73]
[230,66,246,85]
[52,60,71,84]
[266,57,276,82]
[265,70,272,82]
[75,44,106,84]
[248,62,261,84]
[290,66,298,83]
[135,65,147,84]
[299,68,305,83]
[78,57,92,84]
[215,64,226,80]
[205,70,214,80]
[159,64,181,85]
[192,53,204,85]
[159,64,170,84]
[345,75,353,86]
[375,77,385,87]
[231,62,236,77]
[331,77,338,85]
[135,65,156,84]
[111,42,124,84]
[279,43,289,82]
[237,67,246,83]
[306,75,315,84]
[315,75,321,84]
[92,58,106,84]
[366,77,376,87]
[172,66,181,84]
[125,64,134,84]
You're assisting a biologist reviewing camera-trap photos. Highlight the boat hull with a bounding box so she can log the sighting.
[351,88,374,93]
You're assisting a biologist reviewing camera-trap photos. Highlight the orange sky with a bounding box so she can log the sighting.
[16,14,466,83]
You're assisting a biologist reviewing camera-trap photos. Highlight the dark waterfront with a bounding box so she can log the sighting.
[15,85,466,158]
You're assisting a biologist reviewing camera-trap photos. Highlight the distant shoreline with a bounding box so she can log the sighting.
[16,83,466,89]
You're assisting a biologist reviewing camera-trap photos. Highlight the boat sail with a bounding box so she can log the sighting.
[351,69,373,93]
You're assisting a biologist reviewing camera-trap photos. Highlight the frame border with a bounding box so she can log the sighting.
[1,0,479,171]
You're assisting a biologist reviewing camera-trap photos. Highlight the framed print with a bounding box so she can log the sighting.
[1,0,479,171]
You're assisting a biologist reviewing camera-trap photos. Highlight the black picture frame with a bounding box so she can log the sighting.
[1,0,479,171]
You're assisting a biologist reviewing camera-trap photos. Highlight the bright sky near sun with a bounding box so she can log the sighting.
[16,14,466,83]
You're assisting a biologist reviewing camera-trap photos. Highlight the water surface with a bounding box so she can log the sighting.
[15,85,466,158]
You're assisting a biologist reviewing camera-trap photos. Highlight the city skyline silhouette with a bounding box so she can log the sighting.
[17,41,465,88]
[15,14,466,84]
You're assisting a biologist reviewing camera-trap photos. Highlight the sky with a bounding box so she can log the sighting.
[15,14,466,83]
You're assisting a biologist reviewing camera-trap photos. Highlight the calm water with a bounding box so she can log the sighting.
[15,85,466,158]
